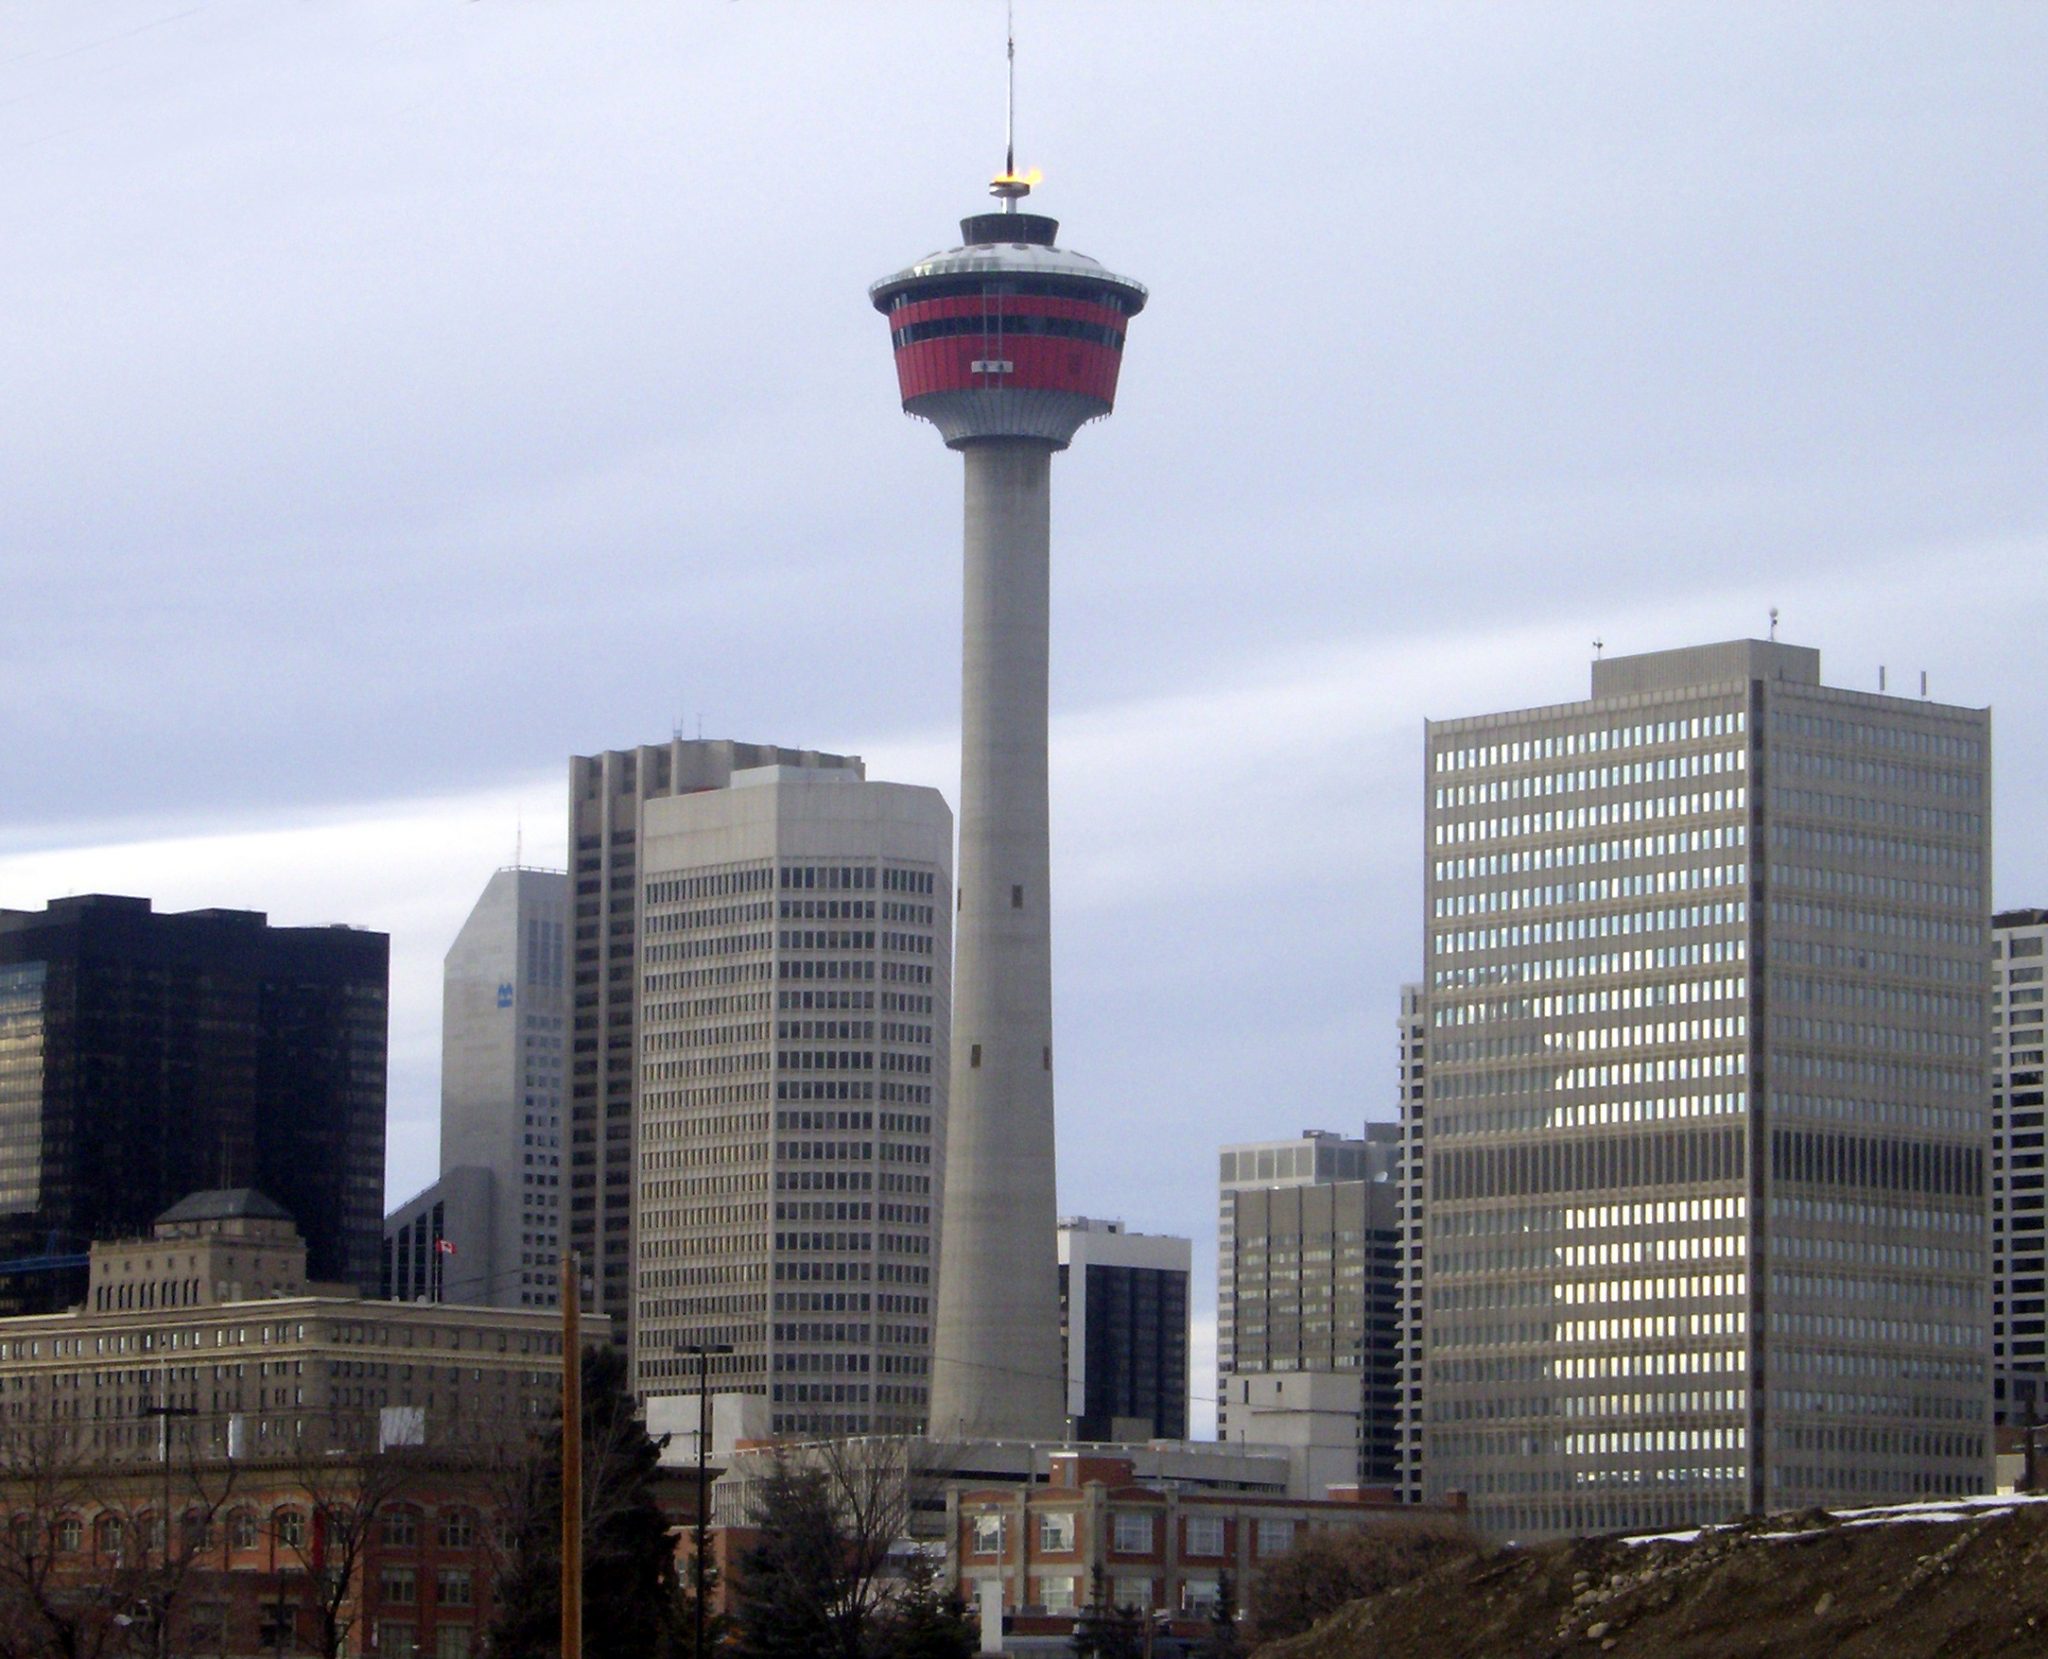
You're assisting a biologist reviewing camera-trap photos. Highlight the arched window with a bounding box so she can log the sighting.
[56,1515,82,1553]
[94,1512,125,1558]
[229,1509,259,1552]
[274,1508,306,1550]
[382,1505,420,1548]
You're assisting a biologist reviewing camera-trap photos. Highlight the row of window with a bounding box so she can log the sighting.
[1434,861,1743,920]
[1437,747,1744,811]
[1436,788,1748,848]
[1774,745,1979,799]
[1435,824,1744,885]
[969,1510,1292,1559]
[1435,713,1746,774]
[891,312,1124,349]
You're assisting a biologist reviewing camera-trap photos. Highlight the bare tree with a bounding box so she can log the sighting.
[0,1422,129,1659]
[103,1409,243,1659]
[727,1434,957,1659]
[266,1416,435,1659]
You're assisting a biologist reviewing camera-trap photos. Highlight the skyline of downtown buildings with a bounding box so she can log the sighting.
[2,622,2029,1538]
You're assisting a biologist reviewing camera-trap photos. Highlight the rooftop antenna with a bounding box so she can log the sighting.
[1592,638,1604,660]
[515,810,524,870]
[1768,606,1779,641]
[990,0,1032,209]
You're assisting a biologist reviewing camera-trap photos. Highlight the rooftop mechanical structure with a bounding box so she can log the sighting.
[872,177,1146,1439]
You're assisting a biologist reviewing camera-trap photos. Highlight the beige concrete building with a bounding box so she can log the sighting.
[629,763,951,1437]
[1215,1131,1401,1494]
[1421,639,1991,1539]
[0,1190,597,1463]
[566,740,863,1359]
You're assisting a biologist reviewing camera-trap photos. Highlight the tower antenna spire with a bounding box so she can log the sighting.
[991,0,1032,209]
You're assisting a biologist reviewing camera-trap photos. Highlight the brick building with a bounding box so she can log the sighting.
[947,1450,1466,1645]
[0,1452,513,1659]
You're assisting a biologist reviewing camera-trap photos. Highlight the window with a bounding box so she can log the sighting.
[382,1567,417,1605]
[1184,1515,1225,1557]
[435,1629,472,1659]
[377,1622,417,1658]
[1112,1511,1155,1554]
[1112,1575,1153,1611]
[437,1508,476,1549]
[230,1510,258,1551]
[971,1514,1005,1556]
[1182,1575,1221,1616]
[275,1509,306,1550]
[1257,1517,1295,1557]
[188,1602,227,1645]
[57,1516,81,1553]
[383,1506,420,1547]
[1038,1575,1078,1611]
[1037,1512,1075,1552]
[95,1513,124,1557]
[436,1569,473,1607]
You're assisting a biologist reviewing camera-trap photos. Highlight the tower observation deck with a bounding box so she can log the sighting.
[872,203,1146,1440]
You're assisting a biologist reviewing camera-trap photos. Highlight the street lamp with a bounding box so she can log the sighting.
[678,1342,734,1659]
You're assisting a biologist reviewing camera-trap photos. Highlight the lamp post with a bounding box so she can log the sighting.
[678,1342,734,1659]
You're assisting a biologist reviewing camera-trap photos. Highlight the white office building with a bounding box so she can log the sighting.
[628,763,951,1437]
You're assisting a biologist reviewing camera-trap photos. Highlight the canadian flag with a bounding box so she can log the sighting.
[434,1238,457,1256]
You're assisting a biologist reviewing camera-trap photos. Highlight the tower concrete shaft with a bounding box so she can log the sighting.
[931,439,1062,1438]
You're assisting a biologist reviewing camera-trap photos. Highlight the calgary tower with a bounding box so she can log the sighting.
[871,95,1147,1439]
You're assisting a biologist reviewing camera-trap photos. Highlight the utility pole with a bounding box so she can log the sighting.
[141,1387,198,1659]
[681,1341,734,1659]
[560,1251,582,1659]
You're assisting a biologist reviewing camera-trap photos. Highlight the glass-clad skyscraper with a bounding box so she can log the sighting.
[1420,640,1989,1539]
[0,895,388,1310]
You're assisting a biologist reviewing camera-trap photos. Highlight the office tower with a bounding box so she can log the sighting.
[1422,639,1990,1539]
[567,740,862,1357]
[1395,982,1428,1503]
[1056,1217,1192,1442]
[1215,1128,1402,1488]
[382,1166,492,1302]
[0,895,387,1310]
[627,762,951,1436]
[1993,908,2047,1424]
[872,165,1146,1439]
[436,866,569,1308]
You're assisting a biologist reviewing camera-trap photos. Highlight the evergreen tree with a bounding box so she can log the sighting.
[488,1345,686,1659]
[1192,1572,1243,1659]
[874,1550,976,1659]
[725,1460,857,1659]
[1070,1566,1144,1659]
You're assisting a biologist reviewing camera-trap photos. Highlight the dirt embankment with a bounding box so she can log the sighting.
[1259,1501,2048,1659]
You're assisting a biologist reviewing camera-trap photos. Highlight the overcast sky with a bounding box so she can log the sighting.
[4,3,2043,1432]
